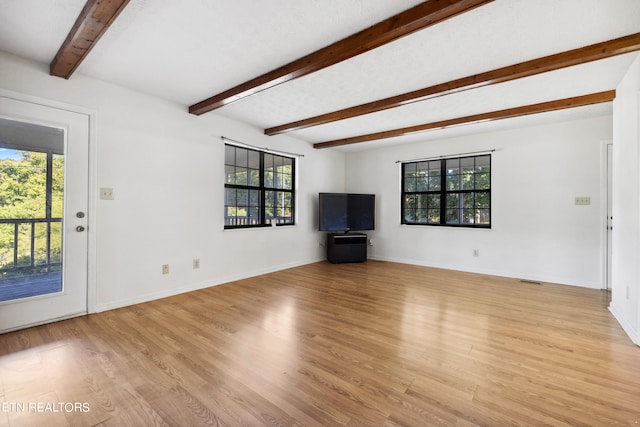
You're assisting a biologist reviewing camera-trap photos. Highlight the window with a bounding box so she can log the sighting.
[224,144,295,228]
[401,154,490,227]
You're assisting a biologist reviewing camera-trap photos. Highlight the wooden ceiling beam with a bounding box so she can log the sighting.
[268,33,640,135]
[50,0,131,79]
[189,0,494,115]
[312,90,616,149]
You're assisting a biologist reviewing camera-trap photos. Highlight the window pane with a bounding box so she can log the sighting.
[52,154,64,218]
[446,159,460,192]
[462,170,475,190]
[476,192,490,208]
[249,190,260,206]
[277,157,293,190]
[15,223,31,266]
[446,193,459,208]
[476,172,490,190]
[225,197,250,225]
[278,192,293,221]
[403,193,415,222]
[404,163,417,192]
[248,206,260,225]
[265,191,274,218]
[416,161,429,191]
[475,155,490,172]
[236,148,248,168]
[446,158,459,175]
[462,209,475,224]
[264,154,275,189]
[234,167,247,185]
[49,222,62,264]
[416,169,428,192]
[427,194,440,209]
[250,169,260,186]
[446,193,460,224]
[476,209,490,224]
[248,150,260,169]
[237,189,248,206]
[281,172,292,190]
[225,188,236,205]
[264,168,274,187]
[224,145,235,165]
[404,194,416,208]
[405,162,417,172]
[461,157,474,170]
[445,209,459,224]
[403,208,416,222]
[0,223,14,271]
[264,153,274,170]
[427,209,440,224]
[416,194,428,210]
[404,175,416,192]
[428,174,441,191]
[279,191,292,207]
[225,165,235,184]
[462,193,474,209]
[446,174,459,191]
[266,191,293,224]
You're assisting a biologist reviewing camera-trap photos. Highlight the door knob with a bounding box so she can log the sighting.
[76,225,85,232]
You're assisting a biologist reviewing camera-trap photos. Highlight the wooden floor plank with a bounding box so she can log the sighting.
[1,260,639,426]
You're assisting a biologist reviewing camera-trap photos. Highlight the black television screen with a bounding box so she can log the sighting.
[319,193,375,232]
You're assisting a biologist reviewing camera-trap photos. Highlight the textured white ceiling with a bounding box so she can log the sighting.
[0,0,638,151]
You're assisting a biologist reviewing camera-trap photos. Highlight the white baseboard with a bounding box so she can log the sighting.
[93,257,324,313]
[609,303,640,346]
[368,255,602,289]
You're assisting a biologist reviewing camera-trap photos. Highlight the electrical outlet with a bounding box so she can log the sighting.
[473,249,479,257]
[100,187,115,200]
[368,239,373,246]
[193,258,200,269]
[574,196,590,206]
[162,264,169,274]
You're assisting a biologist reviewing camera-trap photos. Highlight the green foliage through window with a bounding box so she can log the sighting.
[402,155,490,227]
[0,149,64,276]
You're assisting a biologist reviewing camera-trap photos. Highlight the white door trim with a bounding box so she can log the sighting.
[0,88,98,315]
[600,139,613,291]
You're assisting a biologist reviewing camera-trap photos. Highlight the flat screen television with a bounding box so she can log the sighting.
[318,193,375,232]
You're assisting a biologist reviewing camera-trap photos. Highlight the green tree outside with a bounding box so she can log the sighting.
[0,150,64,275]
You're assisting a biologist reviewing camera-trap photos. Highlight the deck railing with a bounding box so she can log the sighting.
[0,218,63,275]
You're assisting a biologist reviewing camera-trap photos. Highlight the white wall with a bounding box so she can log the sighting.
[0,52,344,312]
[4,48,637,346]
[345,115,612,288]
[610,54,640,345]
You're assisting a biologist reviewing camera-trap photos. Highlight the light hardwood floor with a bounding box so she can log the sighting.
[1,261,639,426]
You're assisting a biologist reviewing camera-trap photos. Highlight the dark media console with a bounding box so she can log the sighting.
[326,233,367,263]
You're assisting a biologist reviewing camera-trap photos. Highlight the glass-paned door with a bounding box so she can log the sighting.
[0,95,89,333]
[0,132,65,301]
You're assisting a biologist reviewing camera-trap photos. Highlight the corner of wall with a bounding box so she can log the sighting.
[609,303,640,346]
